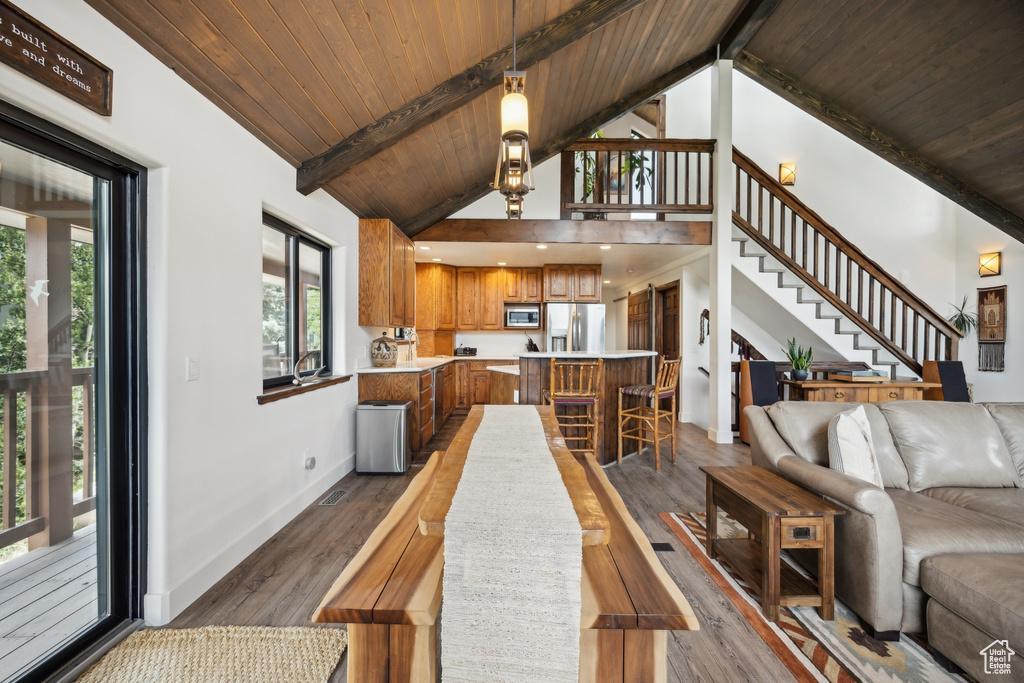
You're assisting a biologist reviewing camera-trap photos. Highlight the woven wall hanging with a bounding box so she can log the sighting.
[978,285,1006,372]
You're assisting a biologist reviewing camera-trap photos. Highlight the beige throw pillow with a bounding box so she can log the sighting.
[827,405,883,487]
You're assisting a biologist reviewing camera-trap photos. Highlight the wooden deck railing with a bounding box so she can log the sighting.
[732,149,961,376]
[1,367,94,551]
[560,139,715,219]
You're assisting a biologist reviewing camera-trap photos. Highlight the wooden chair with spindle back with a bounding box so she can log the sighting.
[543,358,604,457]
[617,357,681,471]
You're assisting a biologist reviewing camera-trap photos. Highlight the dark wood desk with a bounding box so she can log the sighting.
[701,466,846,622]
[780,379,940,403]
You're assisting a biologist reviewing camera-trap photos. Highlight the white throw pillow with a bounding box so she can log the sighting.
[827,405,884,487]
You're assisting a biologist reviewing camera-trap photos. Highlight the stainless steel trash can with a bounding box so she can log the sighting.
[356,400,413,474]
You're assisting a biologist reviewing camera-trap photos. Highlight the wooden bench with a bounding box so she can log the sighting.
[314,419,698,682]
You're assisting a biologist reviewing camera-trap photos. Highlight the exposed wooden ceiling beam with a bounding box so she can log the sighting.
[735,52,1024,244]
[296,0,648,195]
[718,0,782,60]
[403,48,717,237]
[415,219,711,245]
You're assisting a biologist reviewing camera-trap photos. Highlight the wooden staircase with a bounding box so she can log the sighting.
[731,148,961,377]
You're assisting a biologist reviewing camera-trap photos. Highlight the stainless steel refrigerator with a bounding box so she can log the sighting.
[545,303,606,353]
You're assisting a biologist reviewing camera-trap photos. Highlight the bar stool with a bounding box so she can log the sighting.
[617,357,680,470]
[544,358,604,457]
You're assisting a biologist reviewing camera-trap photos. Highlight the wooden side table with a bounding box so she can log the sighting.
[779,379,940,403]
[700,466,847,622]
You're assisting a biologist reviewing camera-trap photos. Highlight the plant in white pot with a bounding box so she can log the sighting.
[783,338,813,381]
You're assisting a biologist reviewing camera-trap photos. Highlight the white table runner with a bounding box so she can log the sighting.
[441,405,583,682]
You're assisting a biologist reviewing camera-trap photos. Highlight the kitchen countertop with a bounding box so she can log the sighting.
[518,350,658,359]
[355,356,519,374]
[487,365,521,376]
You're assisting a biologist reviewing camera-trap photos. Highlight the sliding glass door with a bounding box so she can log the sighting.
[0,104,144,683]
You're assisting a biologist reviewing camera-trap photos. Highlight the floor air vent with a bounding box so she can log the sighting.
[319,490,347,506]
[650,542,674,552]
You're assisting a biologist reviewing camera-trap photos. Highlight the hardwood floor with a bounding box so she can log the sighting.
[169,417,796,682]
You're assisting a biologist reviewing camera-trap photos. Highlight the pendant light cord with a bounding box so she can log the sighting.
[512,0,517,70]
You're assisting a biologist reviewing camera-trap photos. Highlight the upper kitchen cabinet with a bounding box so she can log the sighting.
[503,267,543,303]
[543,264,602,303]
[457,266,503,330]
[359,219,415,327]
[416,263,456,331]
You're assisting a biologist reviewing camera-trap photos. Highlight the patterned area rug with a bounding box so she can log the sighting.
[76,626,348,683]
[661,512,970,683]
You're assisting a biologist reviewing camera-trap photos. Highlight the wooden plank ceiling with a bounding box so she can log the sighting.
[742,0,1024,237]
[83,0,1022,239]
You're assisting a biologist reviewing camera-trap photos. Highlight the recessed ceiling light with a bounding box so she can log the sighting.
[432,258,442,262]
[603,280,610,284]
[536,244,547,249]
[419,246,431,250]
[627,268,634,274]
[498,262,507,266]
[600,245,611,250]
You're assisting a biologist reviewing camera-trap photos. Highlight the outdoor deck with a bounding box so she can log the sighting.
[0,526,98,683]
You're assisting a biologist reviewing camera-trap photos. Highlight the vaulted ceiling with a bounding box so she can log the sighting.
[84,0,1023,242]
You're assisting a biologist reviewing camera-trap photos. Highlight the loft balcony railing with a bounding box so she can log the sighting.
[1,366,95,554]
[560,138,715,219]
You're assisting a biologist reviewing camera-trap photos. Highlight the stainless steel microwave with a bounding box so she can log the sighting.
[505,307,540,327]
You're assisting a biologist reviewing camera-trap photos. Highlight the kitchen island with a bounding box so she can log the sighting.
[518,350,658,466]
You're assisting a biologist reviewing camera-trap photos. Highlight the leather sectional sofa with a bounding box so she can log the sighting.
[745,400,1023,673]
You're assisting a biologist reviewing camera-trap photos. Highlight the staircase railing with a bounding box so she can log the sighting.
[560,139,714,219]
[732,148,961,377]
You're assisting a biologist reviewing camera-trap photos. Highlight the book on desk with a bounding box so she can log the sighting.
[827,370,888,383]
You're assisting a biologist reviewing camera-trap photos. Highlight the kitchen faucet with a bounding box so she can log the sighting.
[407,330,419,361]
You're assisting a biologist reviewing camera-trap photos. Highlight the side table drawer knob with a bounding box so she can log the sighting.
[834,391,845,399]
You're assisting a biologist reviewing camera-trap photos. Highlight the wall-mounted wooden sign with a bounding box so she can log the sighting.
[0,0,112,115]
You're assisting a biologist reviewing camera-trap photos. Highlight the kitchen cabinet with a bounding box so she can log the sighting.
[415,263,456,331]
[456,267,503,330]
[455,360,517,409]
[357,371,432,454]
[543,264,602,303]
[502,267,543,303]
[480,267,504,330]
[443,362,456,421]
[456,267,480,330]
[359,218,415,327]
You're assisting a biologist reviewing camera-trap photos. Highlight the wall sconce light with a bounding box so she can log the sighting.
[779,163,796,186]
[979,252,1001,277]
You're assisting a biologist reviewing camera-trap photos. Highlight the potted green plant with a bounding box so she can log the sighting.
[947,296,979,337]
[783,338,813,381]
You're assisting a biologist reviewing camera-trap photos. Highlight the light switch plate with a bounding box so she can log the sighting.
[186,356,200,382]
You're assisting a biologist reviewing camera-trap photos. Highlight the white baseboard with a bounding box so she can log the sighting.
[707,427,734,444]
[144,453,355,626]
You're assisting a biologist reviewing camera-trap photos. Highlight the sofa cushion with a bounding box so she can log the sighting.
[766,402,909,489]
[984,402,1024,480]
[922,487,1024,529]
[921,553,1024,647]
[827,406,883,486]
[879,402,1021,491]
[887,490,1024,586]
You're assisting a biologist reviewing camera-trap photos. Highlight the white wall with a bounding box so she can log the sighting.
[954,207,1023,401]
[1,0,362,625]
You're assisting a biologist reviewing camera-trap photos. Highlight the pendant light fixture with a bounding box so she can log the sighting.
[492,0,534,219]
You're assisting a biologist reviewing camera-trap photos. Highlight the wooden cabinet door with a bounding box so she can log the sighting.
[573,264,602,302]
[544,264,573,302]
[456,268,479,330]
[469,369,490,405]
[416,263,437,329]
[437,265,456,330]
[455,361,470,409]
[480,267,504,330]
[522,267,543,303]
[389,226,406,327]
[358,218,392,326]
[443,363,455,420]
[502,268,523,302]
[402,236,416,326]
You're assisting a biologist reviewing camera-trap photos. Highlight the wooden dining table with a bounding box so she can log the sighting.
[314,404,698,682]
